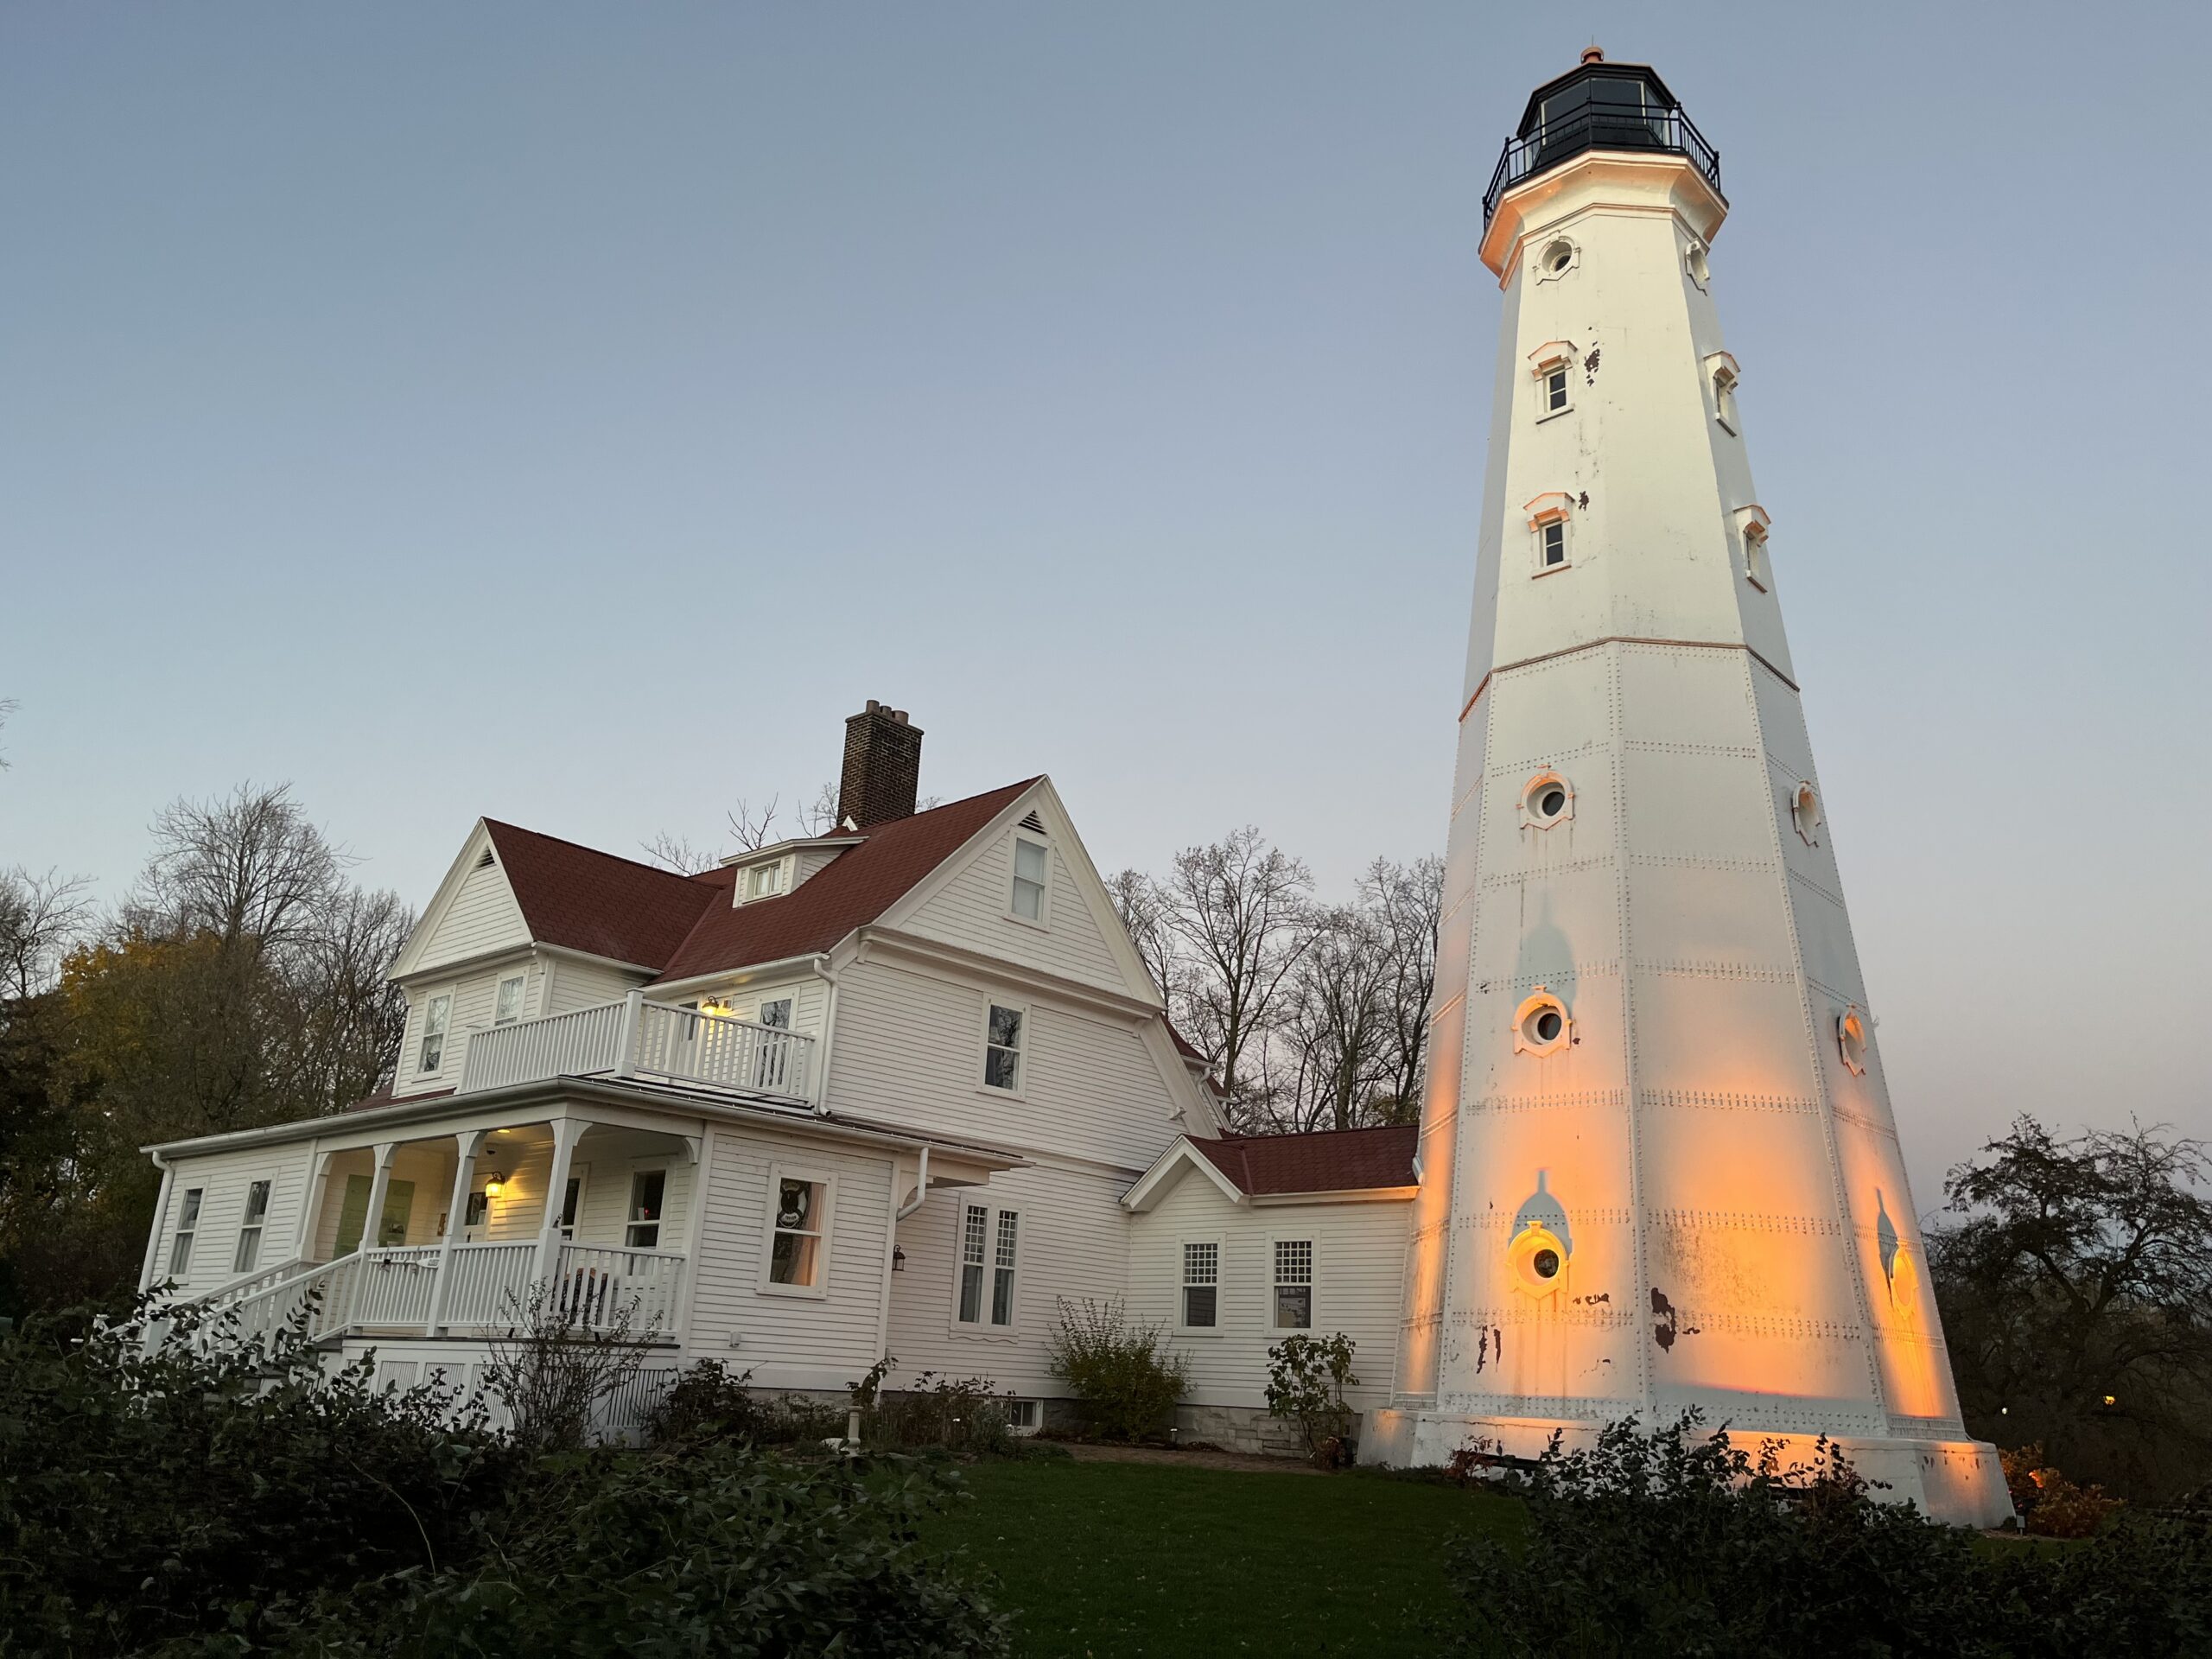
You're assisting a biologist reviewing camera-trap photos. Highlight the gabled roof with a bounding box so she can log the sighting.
[1186,1124,1419,1196]
[1123,1123,1420,1211]
[646,779,1040,985]
[482,820,726,969]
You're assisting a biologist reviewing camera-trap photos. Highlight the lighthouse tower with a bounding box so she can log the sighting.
[1367,51,2008,1524]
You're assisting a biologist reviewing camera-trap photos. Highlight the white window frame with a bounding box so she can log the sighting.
[1541,365,1571,418]
[980,999,1028,1097]
[493,971,527,1027]
[1007,833,1052,929]
[168,1187,204,1277]
[1176,1235,1224,1337]
[625,1161,671,1249]
[758,1162,836,1300]
[232,1179,273,1274]
[950,1198,1023,1337]
[740,856,792,905]
[417,992,454,1075]
[1270,1236,1315,1332]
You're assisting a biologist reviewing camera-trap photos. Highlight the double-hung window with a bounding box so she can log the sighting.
[1273,1239,1314,1330]
[1181,1240,1219,1330]
[418,995,452,1073]
[169,1188,204,1276]
[1010,836,1048,924]
[626,1169,666,1248]
[955,1202,1020,1330]
[493,974,525,1026]
[763,1167,831,1295]
[983,1004,1025,1092]
[232,1180,272,1273]
[1543,366,1569,413]
[1541,520,1567,568]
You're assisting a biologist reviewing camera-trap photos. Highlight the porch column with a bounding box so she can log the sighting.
[532,1116,594,1294]
[294,1147,334,1265]
[137,1158,178,1292]
[357,1142,398,1257]
[427,1128,488,1335]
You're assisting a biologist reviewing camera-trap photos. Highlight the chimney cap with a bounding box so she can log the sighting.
[1580,43,1605,64]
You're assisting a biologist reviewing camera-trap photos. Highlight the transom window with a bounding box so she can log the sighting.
[1182,1241,1219,1329]
[169,1188,203,1276]
[766,1171,829,1291]
[1011,836,1049,923]
[983,1004,1025,1092]
[418,995,452,1072]
[232,1179,271,1273]
[957,1202,1020,1328]
[493,974,525,1026]
[1274,1239,1314,1330]
[626,1169,666,1248]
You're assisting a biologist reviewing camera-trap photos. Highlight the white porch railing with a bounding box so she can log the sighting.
[455,993,814,1103]
[214,1240,686,1347]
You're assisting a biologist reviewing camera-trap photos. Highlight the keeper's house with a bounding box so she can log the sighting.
[143,703,1414,1447]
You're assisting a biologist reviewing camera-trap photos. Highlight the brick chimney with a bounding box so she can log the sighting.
[836,701,924,830]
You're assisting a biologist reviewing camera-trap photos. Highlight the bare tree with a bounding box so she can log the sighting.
[1364,855,1444,1121]
[279,885,415,1110]
[1156,829,1316,1111]
[1106,868,1177,1001]
[639,830,717,874]
[1279,905,1394,1132]
[130,783,349,957]
[0,696,16,768]
[486,1280,658,1451]
[0,867,94,999]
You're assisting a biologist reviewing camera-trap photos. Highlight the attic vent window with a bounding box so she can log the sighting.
[475,850,495,869]
[1018,810,1046,834]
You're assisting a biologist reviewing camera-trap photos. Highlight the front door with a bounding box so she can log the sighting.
[334,1173,417,1253]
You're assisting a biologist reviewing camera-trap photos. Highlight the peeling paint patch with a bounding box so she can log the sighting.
[1652,1287,1679,1351]
[1493,1325,1504,1367]
[1577,491,1590,510]
[1583,346,1601,382]
[1476,1328,1489,1372]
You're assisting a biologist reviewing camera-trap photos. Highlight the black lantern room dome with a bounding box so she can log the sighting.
[1483,48,1721,226]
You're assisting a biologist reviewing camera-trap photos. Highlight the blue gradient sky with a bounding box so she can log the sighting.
[4,3,2206,1204]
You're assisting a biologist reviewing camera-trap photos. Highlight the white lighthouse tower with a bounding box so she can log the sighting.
[1367,50,2009,1525]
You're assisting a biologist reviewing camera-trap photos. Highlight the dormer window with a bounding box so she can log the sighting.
[1010,835,1049,925]
[743,860,785,902]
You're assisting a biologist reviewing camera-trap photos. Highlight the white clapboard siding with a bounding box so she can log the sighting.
[684,1128,895,1391]
[884,1160,1133,1400]
[829,959,1174,1172]
[545,957,645,1014]
[311,1141,458,1258]
[900,830,1135,996]
[155,1143,318,1294]
[411,854,530,976]
[570,1127,696,1250]
[1127,1173,1412,1411]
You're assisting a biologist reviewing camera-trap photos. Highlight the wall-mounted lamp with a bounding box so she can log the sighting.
[892,1247,906,1272]
[483,1174,506,1200]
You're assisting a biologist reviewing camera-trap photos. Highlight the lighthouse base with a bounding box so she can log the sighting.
[1359,1408,2013,1529]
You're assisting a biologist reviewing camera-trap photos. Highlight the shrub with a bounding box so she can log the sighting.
[0,1299,1012,1656]
[485,1278,656,1451]
[1048,1296,1186,1442]
[2003,1441,2126,1537]
[1265,1331,1359,1467]
[1443,1411,2212,1657]
[644,1359,852,1448]
[868,1369,1017,1455]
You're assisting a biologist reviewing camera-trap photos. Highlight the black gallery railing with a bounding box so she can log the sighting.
[1482,104,1721,226]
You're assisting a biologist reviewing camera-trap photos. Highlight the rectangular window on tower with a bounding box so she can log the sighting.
[1541,520,1567,569]
[1544,366,1569,413]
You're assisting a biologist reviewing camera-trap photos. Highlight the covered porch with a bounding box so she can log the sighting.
[200,1106,697,1347]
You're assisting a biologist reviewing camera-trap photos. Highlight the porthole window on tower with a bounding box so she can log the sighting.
[1513,988,1572,1057]
[1529,342,1576,422]
[1791,782,1821,846]
[1837,1005,1871,1077]
[1686,242,1712,289]
[1522,771,1573,829]
[1534,237,1578,283]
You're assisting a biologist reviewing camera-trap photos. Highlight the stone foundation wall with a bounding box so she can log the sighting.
[1173,1403,1307,1459]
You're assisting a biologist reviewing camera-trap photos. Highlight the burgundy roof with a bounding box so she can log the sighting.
[1185,1124,1419,1196]
[484,821,724,968]
[646,779,1039,984]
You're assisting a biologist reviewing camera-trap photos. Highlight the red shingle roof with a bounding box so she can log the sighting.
[647,780,1038,985]
[1185,1124,1419,1196]
[484,821,724,968]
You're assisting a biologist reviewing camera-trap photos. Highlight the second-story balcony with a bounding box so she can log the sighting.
[453,993,817,1103]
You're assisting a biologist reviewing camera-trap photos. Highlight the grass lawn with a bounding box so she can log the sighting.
[919,1457,1523,1657]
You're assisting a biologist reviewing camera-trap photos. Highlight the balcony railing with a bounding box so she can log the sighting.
[206,1239,685,1346]
[454,992,815,1103]
[1482,102,1720,226]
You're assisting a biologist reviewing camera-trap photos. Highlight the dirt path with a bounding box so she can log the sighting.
[1055,1440,1325,1475]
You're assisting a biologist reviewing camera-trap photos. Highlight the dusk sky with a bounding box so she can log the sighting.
[4,3,2206,1205]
